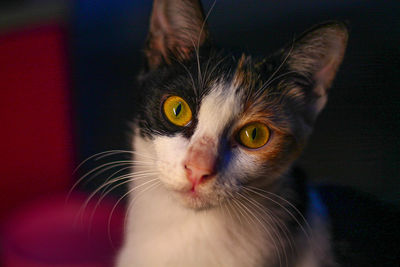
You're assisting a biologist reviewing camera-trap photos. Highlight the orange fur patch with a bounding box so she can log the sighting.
[231,58,306,176]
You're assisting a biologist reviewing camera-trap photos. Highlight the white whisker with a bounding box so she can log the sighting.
[108,180,161,249]
[122,181,162,232]
[241,189,296,261]
[109,179,162,247]
[245,186,312,243]
[234,193,284,267]
[236,191,288,267]
[77,172,158,226]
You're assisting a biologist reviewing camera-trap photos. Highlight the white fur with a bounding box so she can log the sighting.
[191,82,242,140]
[118,181,270,267]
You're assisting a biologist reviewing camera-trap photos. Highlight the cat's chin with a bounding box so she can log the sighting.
[173,189,216,210]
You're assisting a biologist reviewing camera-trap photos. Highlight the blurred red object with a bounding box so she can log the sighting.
[0,25,125,266]
[1,193,124,267]
[0,25,74,221]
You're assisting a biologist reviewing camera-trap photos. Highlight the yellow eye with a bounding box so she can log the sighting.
[238,122,270,149]
[163,96,192,126]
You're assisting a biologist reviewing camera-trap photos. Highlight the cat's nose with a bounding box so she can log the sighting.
[183,138,217,189]
[184,162,216,187]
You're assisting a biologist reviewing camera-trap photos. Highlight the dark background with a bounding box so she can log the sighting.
[2,0,399,205]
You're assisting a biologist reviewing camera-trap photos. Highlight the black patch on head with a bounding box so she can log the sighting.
[134,49,235,139]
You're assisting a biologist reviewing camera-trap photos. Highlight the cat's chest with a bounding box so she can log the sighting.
[124,188,270,267]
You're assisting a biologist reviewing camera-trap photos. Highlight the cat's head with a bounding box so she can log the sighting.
[134,0,348,210]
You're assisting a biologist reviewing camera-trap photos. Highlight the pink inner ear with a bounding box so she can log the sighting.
[310,60,334,115]
[314,56,339,95]
[145,0,208,69]
[311,29,347,115]
[289,25,348,97]
[149,0,169,59]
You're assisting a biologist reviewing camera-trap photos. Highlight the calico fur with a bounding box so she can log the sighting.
[117,0,348,266]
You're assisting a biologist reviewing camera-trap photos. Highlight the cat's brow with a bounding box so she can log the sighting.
[193,82,243,140]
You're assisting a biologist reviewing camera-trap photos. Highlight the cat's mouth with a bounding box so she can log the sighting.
[174,188,216,210]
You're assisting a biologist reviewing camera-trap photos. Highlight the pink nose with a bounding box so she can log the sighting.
[184,163,215,187]
[183,138,217,190]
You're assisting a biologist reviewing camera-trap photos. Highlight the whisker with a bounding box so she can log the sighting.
[93,150,145,161]
[68,161,134,203]
[172,57,198,98]
[245,186,312,243]
[234,193,284,267]
[78,172,159,228]
[203,54,229,86]
[217,198,226,222]
[73,149,155,174]
[67,156,157,203]
[187,0,218,95]
[98,167,156,196]
[222,196,235,223]
[241,189,296,261]
[71,161,133,191]
[108,180,161,249]
[227,192,244,226]
[264,42,294,88]
[73,150,134,174]
[122,181,162,232]
[86,173,157,239]
[249,43,296,104]
[110,180,162,247]
[107,177,160,230]
[98,172,159,201]
[90,171,159,208]
[197,0,216,52]
[96,166,133,196]
[253,71,298,101]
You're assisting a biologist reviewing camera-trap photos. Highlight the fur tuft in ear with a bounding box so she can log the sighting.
[288,22,348,119]
[145,0,209,70]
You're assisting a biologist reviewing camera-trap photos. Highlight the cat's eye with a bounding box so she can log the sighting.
[238,122,270,149]
[163,96,192,126]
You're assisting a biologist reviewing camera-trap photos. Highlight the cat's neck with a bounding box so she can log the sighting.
[125,181,276,266]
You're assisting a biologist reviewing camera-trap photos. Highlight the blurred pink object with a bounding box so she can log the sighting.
[1,193,125,267]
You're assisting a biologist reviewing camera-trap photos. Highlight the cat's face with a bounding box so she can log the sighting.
[133,0,347,210]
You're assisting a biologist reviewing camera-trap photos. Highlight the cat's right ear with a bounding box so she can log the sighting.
[281,22,348,123]
[144,0,210,70]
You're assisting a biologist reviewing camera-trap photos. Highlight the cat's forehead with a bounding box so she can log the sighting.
[193,80,243,139]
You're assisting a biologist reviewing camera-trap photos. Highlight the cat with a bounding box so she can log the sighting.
[116,0,348,266]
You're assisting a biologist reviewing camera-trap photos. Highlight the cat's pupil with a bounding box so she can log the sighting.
[251,128,257,140]
[174,103,182,117]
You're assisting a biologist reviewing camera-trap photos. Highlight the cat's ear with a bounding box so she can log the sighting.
[145,0,209,70]
[286,22,348,120]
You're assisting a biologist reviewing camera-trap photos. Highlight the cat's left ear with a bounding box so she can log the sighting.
[285,22,348,121]
[144,0,210,70]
